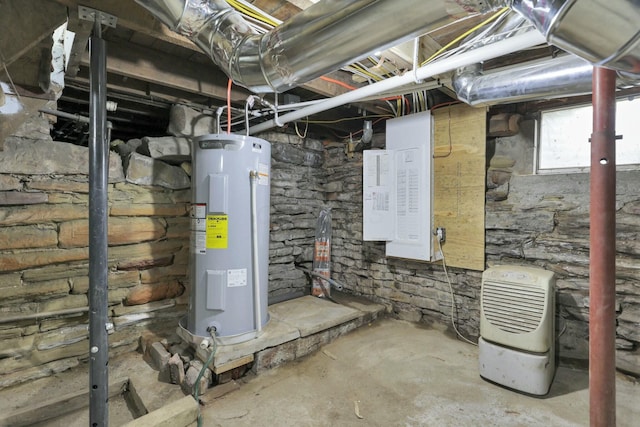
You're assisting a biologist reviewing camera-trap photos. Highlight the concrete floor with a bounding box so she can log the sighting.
[200,319,639,427]
[2,307,639,426]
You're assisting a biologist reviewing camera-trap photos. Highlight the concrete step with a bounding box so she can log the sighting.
[196,292,387,375]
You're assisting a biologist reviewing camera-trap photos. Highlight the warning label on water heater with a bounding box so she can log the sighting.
[191,231,206,254]
[227,268,247,287]
[258,163,269,186]
[206,214,228,249]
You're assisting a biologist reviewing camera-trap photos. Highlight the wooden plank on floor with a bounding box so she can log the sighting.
[194,348,254,375]
[0,377,129,427]
[121,395,199,427]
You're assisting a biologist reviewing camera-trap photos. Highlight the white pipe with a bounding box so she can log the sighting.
[215,106,226,134]
[249,30,546,134]
[412,37,422,84]
[277,99,326,111]
[249,170,262,335]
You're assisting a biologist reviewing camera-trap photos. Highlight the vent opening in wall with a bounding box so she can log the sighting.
[479,265,556,396]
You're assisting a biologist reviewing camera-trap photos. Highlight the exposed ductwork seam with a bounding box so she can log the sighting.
[454,54,594,106]
[452,0,640,106]
[135,0,504,93]
[136,0,640,117]
[512,0,640,77]
[247,30,548,134]
[453,53,640,107]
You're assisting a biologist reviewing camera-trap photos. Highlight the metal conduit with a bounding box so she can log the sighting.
[88,18,109,427]
[135,0,502,93]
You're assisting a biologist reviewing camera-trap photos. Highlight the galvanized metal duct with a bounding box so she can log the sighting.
[135,0,503,93]
[453,54,595,106]
[512,0,640,77]
[453,0,640,106]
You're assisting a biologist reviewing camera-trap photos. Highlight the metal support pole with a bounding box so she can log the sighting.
[589,66,617,427]
[89,18,109,427]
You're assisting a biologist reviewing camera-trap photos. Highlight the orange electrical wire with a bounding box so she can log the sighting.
[321,76,410,111]
[430,101,461,111]
[227,78,232,134]
[320,75,358,91]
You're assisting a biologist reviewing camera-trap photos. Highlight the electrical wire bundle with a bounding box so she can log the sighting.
[218,3,530,136]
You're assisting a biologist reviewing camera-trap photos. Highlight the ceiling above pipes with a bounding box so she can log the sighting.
[2,0,640,142]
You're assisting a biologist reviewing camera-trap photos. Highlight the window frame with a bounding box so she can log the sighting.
[535,97,640,175]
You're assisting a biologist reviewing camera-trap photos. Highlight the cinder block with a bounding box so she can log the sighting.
[181,362,211,396]
[169,353,185,385]
[149,341,171,372]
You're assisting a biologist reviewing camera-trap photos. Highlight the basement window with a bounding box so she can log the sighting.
[536,96,640,173]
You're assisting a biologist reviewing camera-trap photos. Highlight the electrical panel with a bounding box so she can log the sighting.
[363,111,435,261]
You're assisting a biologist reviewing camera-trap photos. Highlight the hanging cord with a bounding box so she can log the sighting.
[294,117,308,138]
[437,238,478,346]
[431,102,462,158]
[0,48,23,105]
[194,332,218,427]
[226,79,232,134]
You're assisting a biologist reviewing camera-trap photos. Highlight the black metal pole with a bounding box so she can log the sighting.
[89,18,109,427]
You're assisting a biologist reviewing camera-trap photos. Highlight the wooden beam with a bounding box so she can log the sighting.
[79,42,251,103]
[0,0,66,67]
[304,74,351,98]
[52,0,199,52]
[55,0,361,99]
[67,71,216,107]
[65,5,93,78]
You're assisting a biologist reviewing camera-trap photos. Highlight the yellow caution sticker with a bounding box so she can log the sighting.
[206,214,228,249]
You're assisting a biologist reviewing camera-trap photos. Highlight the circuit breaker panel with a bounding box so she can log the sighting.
[363,111,435,262]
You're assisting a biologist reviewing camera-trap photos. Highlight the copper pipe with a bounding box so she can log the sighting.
[589,66,617,427]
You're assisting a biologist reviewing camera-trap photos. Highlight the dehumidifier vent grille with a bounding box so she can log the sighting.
[481,281,546,334]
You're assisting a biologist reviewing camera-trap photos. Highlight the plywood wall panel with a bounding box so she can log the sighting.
[432,104,486,271]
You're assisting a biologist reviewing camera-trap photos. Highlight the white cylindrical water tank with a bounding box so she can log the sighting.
[189,133,270,343]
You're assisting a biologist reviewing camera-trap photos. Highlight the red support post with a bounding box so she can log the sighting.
[589,66,617,427]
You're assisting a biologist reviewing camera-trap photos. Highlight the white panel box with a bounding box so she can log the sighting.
[362,111,434,262]
[363,150,394,241]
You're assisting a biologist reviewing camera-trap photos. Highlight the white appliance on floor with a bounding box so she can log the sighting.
[479,265,556,396]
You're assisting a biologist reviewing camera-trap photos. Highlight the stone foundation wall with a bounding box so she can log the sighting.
[2,109,638,390]
[0,116,189,389]
[326,118,640,376]
[265,132,327,301]
[0,118,328,389]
